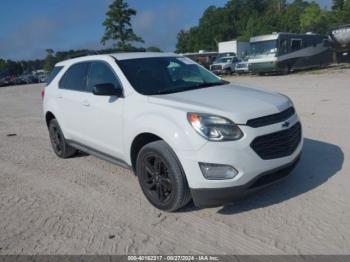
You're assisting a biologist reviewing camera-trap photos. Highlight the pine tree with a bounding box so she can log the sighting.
[101,0,144,50]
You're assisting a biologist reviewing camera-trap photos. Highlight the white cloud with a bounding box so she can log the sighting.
[132,7,186,51]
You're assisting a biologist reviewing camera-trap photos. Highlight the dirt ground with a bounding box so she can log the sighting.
[0,68,349,255]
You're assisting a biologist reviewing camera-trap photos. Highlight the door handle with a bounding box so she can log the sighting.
[82,100,90,107]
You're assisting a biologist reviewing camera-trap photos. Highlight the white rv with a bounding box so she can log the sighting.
[248,32,333,74]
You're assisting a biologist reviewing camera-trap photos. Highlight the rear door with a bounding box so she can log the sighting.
[54,62,91,143]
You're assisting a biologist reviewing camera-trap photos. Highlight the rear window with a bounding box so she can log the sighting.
[59,62,90,92]
[46,66,63,85]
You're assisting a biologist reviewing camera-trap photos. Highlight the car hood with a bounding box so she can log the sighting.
[148,83,291,124]
[211,63,229,67]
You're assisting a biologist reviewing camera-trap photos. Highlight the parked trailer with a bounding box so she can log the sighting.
[218,40,250,58]
[330,24,350,62]
[248,32,333,74]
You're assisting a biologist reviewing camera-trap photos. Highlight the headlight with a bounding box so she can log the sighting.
[187,113,243,141]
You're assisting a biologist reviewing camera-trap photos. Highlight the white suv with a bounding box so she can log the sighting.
[43,52,303,211]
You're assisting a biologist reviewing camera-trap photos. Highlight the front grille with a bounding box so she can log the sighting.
[236,63,247,69]
[246,107,295,128]
[250,122,302,160]
[211,65,222,71]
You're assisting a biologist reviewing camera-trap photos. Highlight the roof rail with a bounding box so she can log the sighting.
[68,50,99,59]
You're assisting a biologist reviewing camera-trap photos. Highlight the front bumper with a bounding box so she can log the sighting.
[210,68,230,75]
[191,154,300,207]
[174,113,303,206]
[235,68,249,74]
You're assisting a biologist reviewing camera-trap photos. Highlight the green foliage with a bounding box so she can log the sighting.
[279,0,307,33]
[332,0,350,24]
[332,0,345,10]
[43,49,57,72]
[0,58,44,76]
[0,45,150,76]
[176,0,349,53]
[0,59,6,70]
[146,46,162,52]
[101,0,144,50]
[300,2,330,34]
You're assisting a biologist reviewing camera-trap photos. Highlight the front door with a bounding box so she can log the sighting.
[81,61,125,160]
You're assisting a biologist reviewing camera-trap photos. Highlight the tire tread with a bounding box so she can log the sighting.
[136,140,191,211]
[49,119,77,159]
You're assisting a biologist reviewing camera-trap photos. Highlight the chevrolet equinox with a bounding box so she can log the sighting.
[43,53,303,211]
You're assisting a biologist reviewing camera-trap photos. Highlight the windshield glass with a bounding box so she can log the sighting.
[117,57,226,95]
[215,57,233,63]
[250,40,278,57]
[46,66,63,85]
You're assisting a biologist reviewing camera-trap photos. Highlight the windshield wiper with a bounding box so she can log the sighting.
[155,88,187,95]
[154,80,228,95]
[192,80,229,88]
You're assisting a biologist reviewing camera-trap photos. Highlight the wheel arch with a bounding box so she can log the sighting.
[45,111,56,128]
[130,132,163,172]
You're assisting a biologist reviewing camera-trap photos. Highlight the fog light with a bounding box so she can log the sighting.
[199,163,238,180]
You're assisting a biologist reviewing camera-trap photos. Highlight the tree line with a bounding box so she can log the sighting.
[176,0,350,53]
[0,58,44,77]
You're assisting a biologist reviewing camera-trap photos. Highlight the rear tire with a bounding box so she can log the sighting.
[48,119,77,158]
[136,141,191,212]
[282,65,290,75]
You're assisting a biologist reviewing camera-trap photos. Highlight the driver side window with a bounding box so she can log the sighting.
[87,62,121,92]
[280,39,288,54]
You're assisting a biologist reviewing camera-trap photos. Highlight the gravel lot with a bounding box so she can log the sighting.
[0,69,349,255]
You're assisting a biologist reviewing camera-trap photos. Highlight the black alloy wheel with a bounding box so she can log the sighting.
[48,119,77,158]
[143,154,173,204]
[136,141,191,211]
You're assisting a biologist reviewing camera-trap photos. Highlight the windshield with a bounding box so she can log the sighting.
[214,57,233,63]
[117,57,226,95]
[250,40,278,57]
[47,66,63,85]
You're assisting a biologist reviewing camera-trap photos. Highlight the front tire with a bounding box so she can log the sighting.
[48,119,77,158]
[136,141,191,212]
[225,68,233,75]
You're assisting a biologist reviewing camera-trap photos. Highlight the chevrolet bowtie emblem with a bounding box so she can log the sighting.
[282,121,290,128]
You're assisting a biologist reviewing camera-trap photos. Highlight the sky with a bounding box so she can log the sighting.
[0,0,332,61]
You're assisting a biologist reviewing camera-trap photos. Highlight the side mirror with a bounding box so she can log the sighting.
[92,83,123,97]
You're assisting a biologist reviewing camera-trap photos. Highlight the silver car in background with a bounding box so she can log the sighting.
[235,60,250,74]
[210,56,240,75]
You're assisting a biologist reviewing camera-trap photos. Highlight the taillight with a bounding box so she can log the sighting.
[41,88,45,100]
